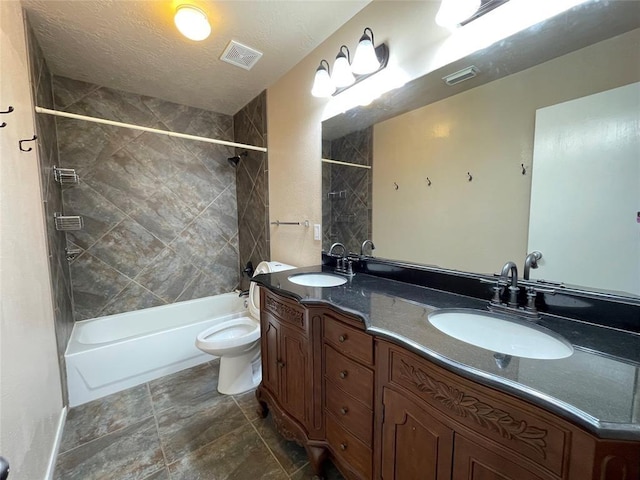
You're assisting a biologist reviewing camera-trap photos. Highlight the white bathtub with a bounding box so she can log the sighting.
[65,293,247,407]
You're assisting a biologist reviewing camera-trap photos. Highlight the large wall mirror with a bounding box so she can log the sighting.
[322,0,640,298]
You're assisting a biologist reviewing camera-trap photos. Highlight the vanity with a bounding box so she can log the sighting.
[254,261,640,480]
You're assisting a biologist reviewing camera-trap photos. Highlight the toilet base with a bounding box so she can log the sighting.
[217,346,262,395]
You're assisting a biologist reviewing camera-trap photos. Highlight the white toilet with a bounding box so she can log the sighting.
[195,261,295,395]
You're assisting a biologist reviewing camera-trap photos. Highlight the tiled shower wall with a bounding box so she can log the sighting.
[233,92,269,290]
[26,18,74,401]
[322,127,373,254]
[53,76,240,320]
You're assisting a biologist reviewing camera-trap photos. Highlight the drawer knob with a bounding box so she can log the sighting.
[340,443,347,451]
[338,334,347,343]
[339,370,348,379]
[340,407,348,415]
[277,360,285,368]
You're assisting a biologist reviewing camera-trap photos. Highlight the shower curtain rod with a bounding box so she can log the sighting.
[35,106,268,153]
[321,158,372,169]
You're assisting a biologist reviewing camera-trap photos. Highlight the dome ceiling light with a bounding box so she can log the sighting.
[174,5,211,41]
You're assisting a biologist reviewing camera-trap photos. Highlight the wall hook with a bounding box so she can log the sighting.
[521,163,527,175]
[19,135,37,152]
[426,177,432,186]
[467,172,473,182]
[0,105,13,128]
[394,182,399,190]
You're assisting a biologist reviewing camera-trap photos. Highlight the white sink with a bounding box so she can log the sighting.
[288,273,347,287]
[428,309,573,360]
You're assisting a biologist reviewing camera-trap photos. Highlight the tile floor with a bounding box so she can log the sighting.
[54,360,344,480]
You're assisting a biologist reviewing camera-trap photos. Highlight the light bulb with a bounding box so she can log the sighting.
[311,60,335,98]
[174,5,211,41]
[332,46,355,88]
[351,28,380,75]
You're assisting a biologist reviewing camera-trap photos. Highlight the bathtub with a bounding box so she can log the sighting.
[65,293,247,407]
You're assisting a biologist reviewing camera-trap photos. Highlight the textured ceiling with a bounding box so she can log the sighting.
[22,0,370,115]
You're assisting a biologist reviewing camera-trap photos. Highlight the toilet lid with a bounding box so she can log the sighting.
[248,261,296,318]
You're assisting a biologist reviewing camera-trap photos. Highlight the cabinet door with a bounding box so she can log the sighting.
[453,434,551,480]
[280,324,310,426]
[381,388,453,480]
[262,315,281,395]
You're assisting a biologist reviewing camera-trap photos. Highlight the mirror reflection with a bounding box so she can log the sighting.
[322,1,640,298]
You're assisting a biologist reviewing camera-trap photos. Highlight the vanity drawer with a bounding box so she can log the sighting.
[326,413,372,479]
[324,345,374,409]
[323,314,373,365]
[386,346,570,477]
[325,378,373,446]
[262,290,307,332]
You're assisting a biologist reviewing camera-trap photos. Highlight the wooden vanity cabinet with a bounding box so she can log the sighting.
[322,312,375,479]
[375,340,640,480]
[258,290,639,480]
[257,288,325,468]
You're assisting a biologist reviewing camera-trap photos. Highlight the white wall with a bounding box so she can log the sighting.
[0,2,63,478]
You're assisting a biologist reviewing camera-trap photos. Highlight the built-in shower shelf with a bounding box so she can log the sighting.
[53,166,79,185]
[54,212,84,231]
[327,190,347,199]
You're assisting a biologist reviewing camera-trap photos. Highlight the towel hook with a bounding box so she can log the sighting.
[521,163,527,175]
[394,182,399,190]
[0,105,13,128]
[19,135,37,152]
[467,172,473,182]
[426,177,432,186]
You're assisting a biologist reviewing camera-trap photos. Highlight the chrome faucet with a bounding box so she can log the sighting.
[360,239,375,257]
[328,242,346,257]
[523,251,542,280]
[500,261,519,307]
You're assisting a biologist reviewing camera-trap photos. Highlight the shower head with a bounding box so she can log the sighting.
[228,150,248,167]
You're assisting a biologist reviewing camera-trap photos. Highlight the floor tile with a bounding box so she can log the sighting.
[54,417,163,480]
[253,415,308,474]
[156,393,248,464]
[167,423,288,480]
[233,388,263,422]
[60,384,153,453]
[148,361,219,413]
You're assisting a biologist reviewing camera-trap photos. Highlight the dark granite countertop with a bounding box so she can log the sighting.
[254,265,640,441]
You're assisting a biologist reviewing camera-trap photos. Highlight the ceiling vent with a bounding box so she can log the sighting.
[443,66,479,86]
[220,40,263,70]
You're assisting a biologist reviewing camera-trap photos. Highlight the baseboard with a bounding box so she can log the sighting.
[44,406,67,480]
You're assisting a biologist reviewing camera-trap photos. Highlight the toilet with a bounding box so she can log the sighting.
[195,261,295,395]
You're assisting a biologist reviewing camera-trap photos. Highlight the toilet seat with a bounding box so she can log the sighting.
[195,317,260,356]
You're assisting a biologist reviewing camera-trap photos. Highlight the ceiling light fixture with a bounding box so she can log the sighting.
[174,5,211,41]
[311,27,389,98]
[436,0,481,28]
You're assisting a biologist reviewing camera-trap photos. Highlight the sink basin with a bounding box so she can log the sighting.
[288,273,347,287]
[428,309,573,360]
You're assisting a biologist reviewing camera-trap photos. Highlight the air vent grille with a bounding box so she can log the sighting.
[220,40,263,70]
[443,66,479,86]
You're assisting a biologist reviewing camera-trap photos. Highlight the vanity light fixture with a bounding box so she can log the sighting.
[332,46,356,88]
[174,5,211,41]
[436,0,481,28]
[351,28,381,75]
[311,27,389,98]
[311,60,336,98]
